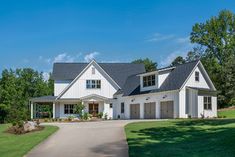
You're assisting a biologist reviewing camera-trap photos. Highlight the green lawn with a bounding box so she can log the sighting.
[125,119,235,157]
[0,124,58,157]
[218,110,235,118]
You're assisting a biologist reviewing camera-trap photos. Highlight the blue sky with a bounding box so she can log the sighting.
[0,0,235,78]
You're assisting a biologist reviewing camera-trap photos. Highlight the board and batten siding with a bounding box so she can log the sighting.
[179,64,213,118]
[54,80,72,96]
[114,90,179,119]
[60,64,118,99]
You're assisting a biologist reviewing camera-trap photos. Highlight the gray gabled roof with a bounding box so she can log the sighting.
[122,60,200,96]
[52,62,146,88]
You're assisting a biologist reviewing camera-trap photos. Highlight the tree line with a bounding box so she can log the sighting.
[0,69,53,123]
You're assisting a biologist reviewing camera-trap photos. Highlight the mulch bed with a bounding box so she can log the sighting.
[5,126,45,135]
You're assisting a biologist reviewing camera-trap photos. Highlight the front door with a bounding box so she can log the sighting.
[89,103,99,116]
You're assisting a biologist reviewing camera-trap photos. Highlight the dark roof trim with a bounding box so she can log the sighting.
[30,96,57,103]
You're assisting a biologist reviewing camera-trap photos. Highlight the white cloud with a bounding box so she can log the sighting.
[146,33,175,42]
[176,36,190,43]
[84,52,99,62]
[42,72,50,81]
[159,41,194,67]
[53,53,75,63]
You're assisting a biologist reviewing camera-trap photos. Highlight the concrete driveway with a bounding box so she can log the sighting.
[26,120,155,157]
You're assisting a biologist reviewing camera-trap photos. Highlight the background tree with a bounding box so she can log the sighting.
[171,56,186,66]
[132,58,157,72]
[0,68,54,124]
[190,10,235,108]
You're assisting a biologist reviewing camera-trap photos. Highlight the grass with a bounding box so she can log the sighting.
[125,119,235,157]
[0,124,58,157]
[218,109,235,118]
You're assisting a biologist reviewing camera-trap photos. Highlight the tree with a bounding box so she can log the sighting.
[171,56,186,66]
[132,58,157,72]
[185,47,203,62]
[190,10,235,107]
[0,68,54,124]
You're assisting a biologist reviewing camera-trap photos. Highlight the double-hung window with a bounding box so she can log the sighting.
[204,96,212,110]
[143,75,155,87]
[64,104,74,114]
[86,80,101,89]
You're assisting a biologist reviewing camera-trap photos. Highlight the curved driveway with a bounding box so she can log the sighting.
[26,120,152,157]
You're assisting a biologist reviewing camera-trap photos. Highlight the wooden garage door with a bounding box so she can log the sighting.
[160,101,174,119]
[144,102,156,119]
[130,104,140,119]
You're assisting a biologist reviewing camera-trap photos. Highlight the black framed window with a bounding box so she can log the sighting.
[64,104,75,114]
[204,97,212,110]
[121,102,125,113]
[143,75,156,87]
[195,71,199,82]
[86,80,101,89]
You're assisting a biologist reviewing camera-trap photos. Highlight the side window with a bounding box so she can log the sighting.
[195,71,199,82]
[121,102,125,113]
[204,97,212,110]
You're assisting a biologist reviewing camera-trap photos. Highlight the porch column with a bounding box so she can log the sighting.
[53,102,56,119]
[30,102,34,119]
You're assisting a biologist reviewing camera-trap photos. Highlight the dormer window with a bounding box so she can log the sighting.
[143,75,155,87]
[195,71,199,82]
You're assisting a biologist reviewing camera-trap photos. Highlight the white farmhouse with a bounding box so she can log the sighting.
[30,59,217,119]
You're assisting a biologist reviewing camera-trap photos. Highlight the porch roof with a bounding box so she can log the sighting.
[30,96,57,103]
[79,94,111,101]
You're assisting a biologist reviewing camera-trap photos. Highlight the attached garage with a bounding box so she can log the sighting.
[144,102,156,119]
[160,101,174,119]
[130,104,140,119]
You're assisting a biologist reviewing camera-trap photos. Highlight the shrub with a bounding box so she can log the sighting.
[67,115,75,121]
[97,112,103,119]
[74,102,85,116]
[104,113,108,120]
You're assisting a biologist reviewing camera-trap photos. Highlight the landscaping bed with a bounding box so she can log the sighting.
[0,124,58,157]
[125,119,235,157]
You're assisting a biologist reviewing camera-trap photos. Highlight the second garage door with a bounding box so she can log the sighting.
[160,101,174,119]
[144,102,156,119]
[130,104,140,119]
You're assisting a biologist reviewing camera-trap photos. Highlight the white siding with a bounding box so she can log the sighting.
[184,66,210,89]
[114,91,179,119]
[54,80,71,96]
[198,96,217,118]
[158,71,171,87]
[61,64,118,99]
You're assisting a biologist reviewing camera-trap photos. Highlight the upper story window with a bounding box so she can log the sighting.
[204,96,212,110]
[143,75,156,87]
[195,71,199,82]
[86,80,101,89]
[92,67,95,74]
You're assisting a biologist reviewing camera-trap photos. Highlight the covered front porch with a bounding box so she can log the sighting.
[30,94,114,119]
